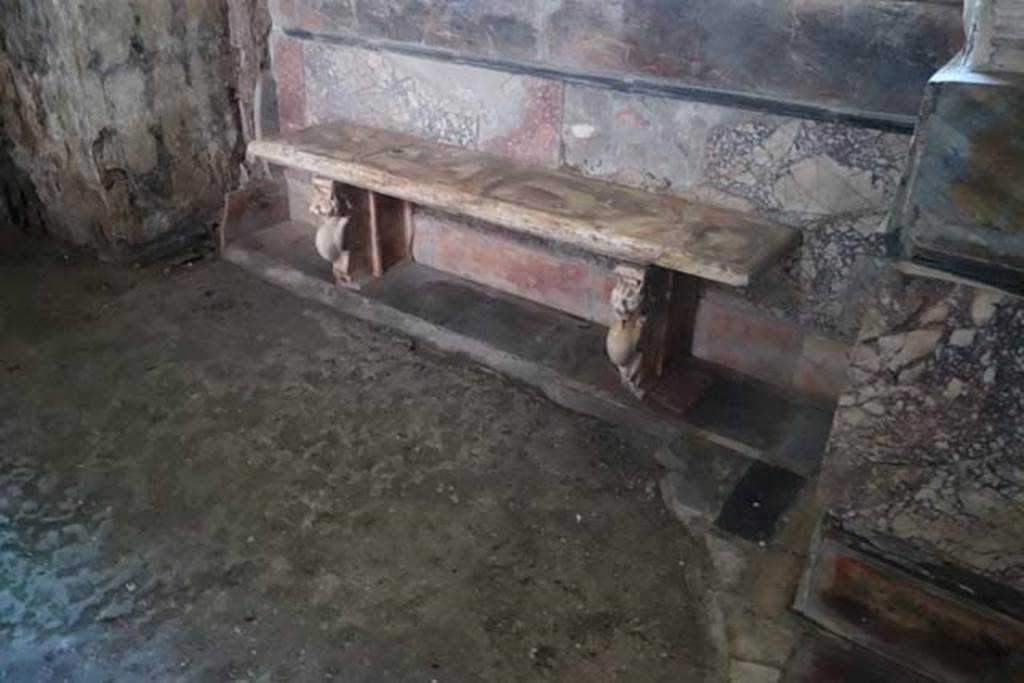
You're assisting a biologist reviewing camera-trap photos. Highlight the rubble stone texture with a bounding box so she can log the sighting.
[0,1,242,257]
[0,129,45,237]
[820,262,1024,590]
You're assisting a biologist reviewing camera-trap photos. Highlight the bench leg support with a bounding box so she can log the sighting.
[309,176,412,287]
[607,265,698,399]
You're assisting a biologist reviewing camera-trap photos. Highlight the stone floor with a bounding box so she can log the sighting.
[0,239,734,682]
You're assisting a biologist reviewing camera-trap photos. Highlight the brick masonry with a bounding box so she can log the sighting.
[270,32,308,133]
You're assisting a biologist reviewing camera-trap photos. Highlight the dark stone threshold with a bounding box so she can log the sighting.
[714,461,805,544]
[658,430,811,545]
[279,28,918,134]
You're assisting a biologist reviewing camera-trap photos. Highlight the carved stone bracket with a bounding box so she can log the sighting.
[607,265,649,396]
[606,264,700,399]
[310,176,355,284]
[309,175,412,288]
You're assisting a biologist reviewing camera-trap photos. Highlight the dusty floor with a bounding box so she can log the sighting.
[0,240,718,682]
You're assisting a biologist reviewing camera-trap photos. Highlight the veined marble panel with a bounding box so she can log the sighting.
[893,77,1024,286]
[563,85,911,337]
[286,35,563,167]
[273,41,919,339]
[820,263,1024,590]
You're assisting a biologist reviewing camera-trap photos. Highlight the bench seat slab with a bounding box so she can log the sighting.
[248,122,799,287]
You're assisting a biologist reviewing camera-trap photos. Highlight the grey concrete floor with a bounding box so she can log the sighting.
[0,242,717,682]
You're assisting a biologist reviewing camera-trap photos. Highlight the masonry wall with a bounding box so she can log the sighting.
[0,1,245,261]
[266,0,964,397]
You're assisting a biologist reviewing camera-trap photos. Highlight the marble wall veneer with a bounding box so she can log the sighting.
[271,34,915,343]
[820,263,1024,590]
[562,86,912,338]
[270,33,563,167]
[892,74,1024,288]
[269,0,962,119]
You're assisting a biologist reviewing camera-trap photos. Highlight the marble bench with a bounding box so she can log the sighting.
[243,121,800,397]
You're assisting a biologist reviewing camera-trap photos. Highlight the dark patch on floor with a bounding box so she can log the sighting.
[714,463,805,544]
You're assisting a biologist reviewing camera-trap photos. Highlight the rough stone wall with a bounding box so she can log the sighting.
[0,128,45,239]
[229,0,274,153]
[0,1,242,260]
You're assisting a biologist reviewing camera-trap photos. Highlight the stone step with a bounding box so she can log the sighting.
[781,633,932,683]
[794,515,1024,682]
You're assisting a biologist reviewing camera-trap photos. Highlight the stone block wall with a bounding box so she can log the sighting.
[265,1,963,397]
[0,1,244,260]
